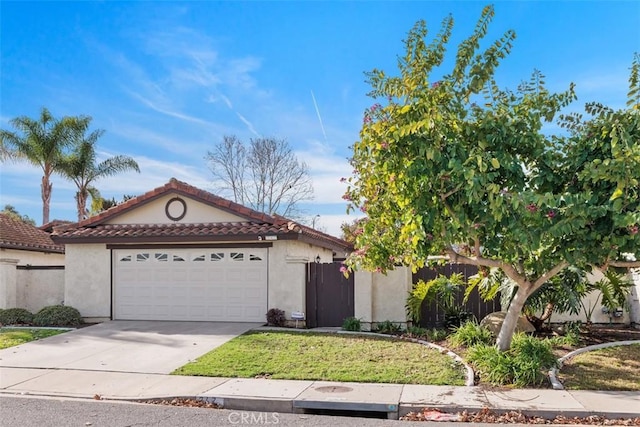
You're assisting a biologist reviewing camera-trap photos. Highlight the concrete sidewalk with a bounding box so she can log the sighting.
[1,367,638,420]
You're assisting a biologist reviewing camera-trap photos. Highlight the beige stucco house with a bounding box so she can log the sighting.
[0,214,66,312]
[51,179,351,323]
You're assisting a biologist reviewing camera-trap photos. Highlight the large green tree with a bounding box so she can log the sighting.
[344,6,640,351]
[59,117,140,222]
[0,107,76,224]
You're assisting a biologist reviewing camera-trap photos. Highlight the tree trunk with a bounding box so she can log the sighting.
[41,174,52,225]
[526,302,554,331]
[496,285,531,351]
[76,191,88,222]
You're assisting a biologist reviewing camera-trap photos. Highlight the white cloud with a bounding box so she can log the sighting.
[108,123,210,160]
[127,90,214,127]
[90,153,211,196]
[235,112,261,137]
[315,213,364,238]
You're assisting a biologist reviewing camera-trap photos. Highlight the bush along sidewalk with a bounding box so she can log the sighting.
[0,305,83,328]
[467,332,557,387]
[0,308,34,325]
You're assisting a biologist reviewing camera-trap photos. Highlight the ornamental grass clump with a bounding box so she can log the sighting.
[448,320,494,348]
[467,333,557,387]
[342,317,362,332]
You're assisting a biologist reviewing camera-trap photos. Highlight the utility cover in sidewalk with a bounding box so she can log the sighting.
[315,386,353,393]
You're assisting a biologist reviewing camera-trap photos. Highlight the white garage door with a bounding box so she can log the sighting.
[113,248,268,322]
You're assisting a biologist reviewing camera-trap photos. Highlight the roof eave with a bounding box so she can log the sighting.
[0,243,65,254]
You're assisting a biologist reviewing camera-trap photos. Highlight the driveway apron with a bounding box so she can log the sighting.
[0,321,259,374]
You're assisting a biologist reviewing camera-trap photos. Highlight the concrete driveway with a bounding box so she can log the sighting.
[0,321,259,374]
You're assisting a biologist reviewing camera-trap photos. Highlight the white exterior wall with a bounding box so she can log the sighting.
[268,240,333,321]
[551,269,630,324]
[354,271,373,328]
[64,244,111,320]
[63,239,335,323]
[372,268,412,324]
[355,267,412,330]
[0,258,19,309]
[16,269,65,312]
[0,250,64,311]
[106,193,245,224]
[627,268,640,326]
[0,248,64,266]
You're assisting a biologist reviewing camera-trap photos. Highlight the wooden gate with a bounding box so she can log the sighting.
[306,262,354,328]
[412,264,501,328]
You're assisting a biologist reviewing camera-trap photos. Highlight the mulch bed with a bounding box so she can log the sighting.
[577,325,640,346]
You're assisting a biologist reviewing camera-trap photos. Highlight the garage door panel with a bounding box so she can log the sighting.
[114,248,267,322]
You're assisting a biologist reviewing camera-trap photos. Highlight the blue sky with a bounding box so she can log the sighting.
[1,1,638,236]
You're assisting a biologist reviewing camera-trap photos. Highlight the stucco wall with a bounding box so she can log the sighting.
[0,248,64,266]
[550,269,631,324]
[106,193,245,225]
[355,267,412,330]
[16,268,64,313]
[0,250,64,310]
[354,270,373,327]
[64,244,111,319]
[627,268,640,326]
[268,240,333,320]
[0,259,19,309]
[372,268,412,324]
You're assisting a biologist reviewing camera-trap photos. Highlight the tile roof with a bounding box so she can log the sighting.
[76,178,276,228]
[52,179,351,253]
[0,213,65,253]
[40,219,73,233]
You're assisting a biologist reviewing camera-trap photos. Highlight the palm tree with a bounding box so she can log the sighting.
[59,119,140,222]
[0,107,75,224]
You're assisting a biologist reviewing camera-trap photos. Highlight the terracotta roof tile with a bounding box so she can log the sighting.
[51,179,352,253]
[53,221,351,252]
[39,219,73,233]
[77,178,278,227]
[0,213,65,253]
[56,222,286,240]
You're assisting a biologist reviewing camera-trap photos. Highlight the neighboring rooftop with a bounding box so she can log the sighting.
[0,213,65,253]
[39,219,74,233]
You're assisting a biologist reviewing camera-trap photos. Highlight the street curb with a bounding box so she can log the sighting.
[548,340,640,390]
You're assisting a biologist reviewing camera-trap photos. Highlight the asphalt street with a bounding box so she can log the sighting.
[0,395,568,427]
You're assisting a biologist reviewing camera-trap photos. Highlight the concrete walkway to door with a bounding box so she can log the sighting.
[0,321,259,374]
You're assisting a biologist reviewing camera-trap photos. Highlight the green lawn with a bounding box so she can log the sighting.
[173,331,466,385]
[0,328,67,349]
[559,344,640,391]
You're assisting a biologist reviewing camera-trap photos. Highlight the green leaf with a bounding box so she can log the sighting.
[491,158,500,169]
[610,187,624,201]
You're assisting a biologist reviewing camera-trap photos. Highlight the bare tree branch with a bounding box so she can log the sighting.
[206,136,313,217]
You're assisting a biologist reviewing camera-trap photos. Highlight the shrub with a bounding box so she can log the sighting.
[467,333,557,387]
[548,321,583,348]
[448,320,494,348]
[374,320,403,335]
[265,308,286,327]
[342,317,361,332]
[443,307,474,329]
[427,328,450,342]
[406,325,428,339]
[33,305,83,327]
[0,308,34,325]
